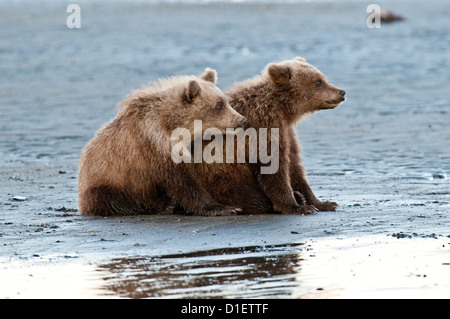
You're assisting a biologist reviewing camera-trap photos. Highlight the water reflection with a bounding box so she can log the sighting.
[96,243,304,298]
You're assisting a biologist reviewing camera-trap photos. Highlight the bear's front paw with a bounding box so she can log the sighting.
[200,204,243,216]
[279,204,318,216]
[314,200,338,212]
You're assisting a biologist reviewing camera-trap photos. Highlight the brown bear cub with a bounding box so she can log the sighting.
[78,69,246,216]
[190,57,346,215]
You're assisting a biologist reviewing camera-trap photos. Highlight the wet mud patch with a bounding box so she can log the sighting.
[95,243,305,299]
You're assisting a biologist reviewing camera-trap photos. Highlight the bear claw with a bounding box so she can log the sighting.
[314,200,338,212]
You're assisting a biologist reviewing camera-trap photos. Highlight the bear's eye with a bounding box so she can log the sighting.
[217,102,224,110]
[316,79,322,86]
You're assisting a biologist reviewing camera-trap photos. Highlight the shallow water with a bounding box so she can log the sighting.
[2,235,449,298]
[96,243,304,298]
[1,0,449,174]
[94,237,450,299]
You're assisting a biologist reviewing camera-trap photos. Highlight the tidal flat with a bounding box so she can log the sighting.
[1,0,449,298]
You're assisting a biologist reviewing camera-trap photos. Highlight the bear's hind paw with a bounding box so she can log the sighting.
[314,200,339,212]
[280,204,318,216]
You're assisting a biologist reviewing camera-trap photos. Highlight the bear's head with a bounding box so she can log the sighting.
[265,57,346,118]
[180,68,247,133]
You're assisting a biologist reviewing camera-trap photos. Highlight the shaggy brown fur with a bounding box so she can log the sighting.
[78,69,246,216]
[190,57,346,215]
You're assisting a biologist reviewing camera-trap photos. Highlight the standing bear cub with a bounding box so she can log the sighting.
[190,57,346,215]
[78,69,246,216]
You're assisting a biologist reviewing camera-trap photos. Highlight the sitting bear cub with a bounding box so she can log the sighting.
[78,69,246,216]
[189,57,346,215]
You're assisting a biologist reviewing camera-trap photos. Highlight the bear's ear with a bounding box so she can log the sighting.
[294,56,307,63]
[267,64,292,85]
[184,80,201,103]
[201,68,217,84]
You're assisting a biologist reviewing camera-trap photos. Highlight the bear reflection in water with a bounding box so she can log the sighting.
[95,243,304,299]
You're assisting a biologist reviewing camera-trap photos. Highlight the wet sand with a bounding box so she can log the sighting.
[1,0,450,298]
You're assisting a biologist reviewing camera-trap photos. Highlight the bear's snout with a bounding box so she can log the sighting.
[339,90,346,98]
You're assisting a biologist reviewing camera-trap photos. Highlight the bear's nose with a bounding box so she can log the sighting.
[339,90,346,97]
[240,116,247,126]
